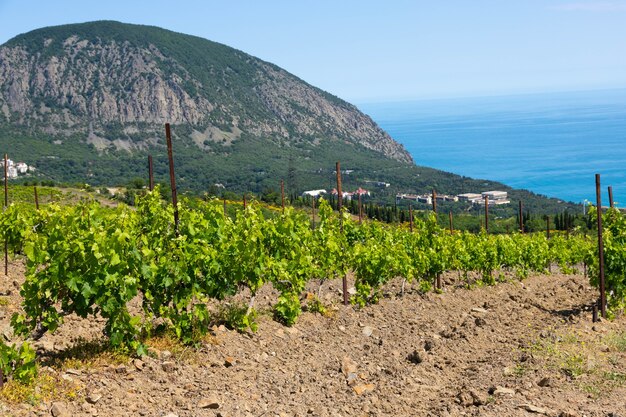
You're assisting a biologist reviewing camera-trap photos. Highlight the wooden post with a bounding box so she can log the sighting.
[546,216,550,239]
[243,193,247,210]
[3,154,7,208]
[449,210,453,234]
[595,174,606,318]
[164,124,179,235]
[34,185,39,210]
[432,189,437,213]
[409,204,413,232]
[223,197,227,217]
[4,154,7,276]
[312,197,316,229]
[608,186,614,208]
[148,155,154,191]
[358,192,362,224]
[281,179,285,214]
[484,195,489,233]
[519,201,524,233]
[336,161,348,306]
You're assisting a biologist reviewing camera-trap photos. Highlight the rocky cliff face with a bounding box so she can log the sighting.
[0,21,412,163]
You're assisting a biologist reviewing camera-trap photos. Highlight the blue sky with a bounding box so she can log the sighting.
[1,0,625,102]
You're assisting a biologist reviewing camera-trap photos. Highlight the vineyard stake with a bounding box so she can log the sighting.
[608,186,614,208]
[519,201,523,233]
[148,155,154,192]
[34,185,39,210]
[336,161,348,305]
[546,216,550,239]
[281,179,285,214]
[358,192,363,224]
[223,197,227,217]
[595,173,606,318]
[243,193,247,210]
[432,189,437,213]
[164,124,179,235]
[0,368,3,389]
[3,154,6,208]
[449,210,453,234]
[3,153,7,276]
[409,204,413,232]
[484,196,489,233]
[312,197,316,229]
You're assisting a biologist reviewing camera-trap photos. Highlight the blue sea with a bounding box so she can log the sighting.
[359,89,626,204]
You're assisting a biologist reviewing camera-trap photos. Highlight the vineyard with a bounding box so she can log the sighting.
[0,184,624,392]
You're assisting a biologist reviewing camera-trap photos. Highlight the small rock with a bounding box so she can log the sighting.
[51,402,69,417]
[470,390,487,406]
[599,345,610,352]
[341,357,358,376]
[65,368,81,376]
[115,364,127,374]
[338,325,346,332]
[347,287,357,295]
[160,350,172,360]
[474,317,487,327]
[407,350,423,365]
[558,411,580,417]
[133,359,144,370]
[537,377,552,387]
[346,372,359,386]
[522,404,551,415]
[198,397,220,409]
[352,384,375,395]
[471,307,488,314]
[503,367,514,376]
[161,361,176,372]
[224,356,236,367]
[163,414,178,417]
[492,386,515,396]
[362,326,373,337]
[424,340,434,352]
[457,391,473,407]
[86,393,102,404]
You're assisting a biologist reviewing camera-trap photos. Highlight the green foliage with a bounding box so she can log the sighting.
[273,292,302,327]
[588,207,626,314]
[0,189,600,366]
[0,341,37,384]
[215,303,258,333]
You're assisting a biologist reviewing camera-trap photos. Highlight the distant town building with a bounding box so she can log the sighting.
[457,193,483,203]
[0,159,32,178]
[479,190,510,205]
[331,187,370,201]
[302,189,327,197]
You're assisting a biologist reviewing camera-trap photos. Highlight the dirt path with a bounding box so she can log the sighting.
[1,266,625,417]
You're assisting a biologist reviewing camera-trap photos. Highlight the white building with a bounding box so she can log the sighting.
[457,193,483,203]
[302,189,327,197]
[481,191,508,201]
[16,162,28,174]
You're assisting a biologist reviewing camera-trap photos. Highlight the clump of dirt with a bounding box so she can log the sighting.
[1,262,624,417]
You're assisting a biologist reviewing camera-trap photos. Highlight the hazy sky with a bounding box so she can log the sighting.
[1,0,625,102]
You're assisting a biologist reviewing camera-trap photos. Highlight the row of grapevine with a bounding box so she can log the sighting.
[0,188,612,383]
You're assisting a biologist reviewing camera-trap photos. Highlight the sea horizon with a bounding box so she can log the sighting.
[359,88,626,205]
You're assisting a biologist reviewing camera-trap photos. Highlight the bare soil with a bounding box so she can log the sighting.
[1,262,625,417]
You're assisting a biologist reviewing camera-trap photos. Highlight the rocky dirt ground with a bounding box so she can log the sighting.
[1,261,625,417]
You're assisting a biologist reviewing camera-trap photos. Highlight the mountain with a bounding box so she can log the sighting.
[0,21,577,215]
[0,21,409,159]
